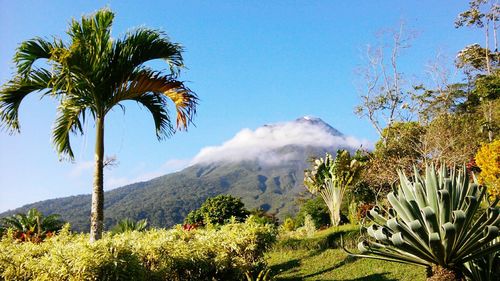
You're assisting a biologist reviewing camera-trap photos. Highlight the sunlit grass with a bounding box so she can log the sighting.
[267,225,426,280]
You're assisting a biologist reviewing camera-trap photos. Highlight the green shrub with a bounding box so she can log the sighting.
[295,197,330,228]
[184,194,250,226]
[0,220,277,280]
[184,208,205,225]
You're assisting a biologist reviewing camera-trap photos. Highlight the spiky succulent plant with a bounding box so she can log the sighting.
[345,165,500,279]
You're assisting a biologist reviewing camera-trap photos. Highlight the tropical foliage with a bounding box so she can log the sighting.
[0,220,276,281]
[346,165,500,280]
[0,8,198,242]
[294,197,330,229]
[304,150,365,226]
[1,208,64,243]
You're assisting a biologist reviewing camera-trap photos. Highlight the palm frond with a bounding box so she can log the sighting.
[52,97,87,160]
[113,28,184,76]
[14,37,60,77]
[110,70,198,138]
[0,69,52,132]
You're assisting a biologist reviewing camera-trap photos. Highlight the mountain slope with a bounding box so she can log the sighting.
[0,117,367,232]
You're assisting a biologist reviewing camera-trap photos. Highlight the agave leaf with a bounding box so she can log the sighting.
[425,165,440,216]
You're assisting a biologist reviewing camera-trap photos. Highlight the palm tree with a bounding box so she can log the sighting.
[0,8,198,242]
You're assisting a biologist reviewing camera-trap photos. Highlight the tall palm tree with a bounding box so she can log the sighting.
[0,8,198,242]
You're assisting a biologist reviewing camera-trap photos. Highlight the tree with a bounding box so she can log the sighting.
[456,0,500,74]
[354,22,416,144]
[0,9,198,242]
[362,122,425,196]
[456,1,500,141]
[184,194,250,225]
[304,150,365,226]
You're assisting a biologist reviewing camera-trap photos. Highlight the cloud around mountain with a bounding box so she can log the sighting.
[191,117,371,165]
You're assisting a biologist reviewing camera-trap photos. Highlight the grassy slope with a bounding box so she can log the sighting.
[266,226,426,281]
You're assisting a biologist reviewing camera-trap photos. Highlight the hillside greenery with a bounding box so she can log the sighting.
[0,151,326,232]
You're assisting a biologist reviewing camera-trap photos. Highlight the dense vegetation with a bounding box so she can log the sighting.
[0,220,276,280]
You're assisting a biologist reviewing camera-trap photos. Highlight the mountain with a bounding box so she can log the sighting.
[0,117,367,232]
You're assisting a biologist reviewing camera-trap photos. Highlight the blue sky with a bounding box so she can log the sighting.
[0,1,483,212]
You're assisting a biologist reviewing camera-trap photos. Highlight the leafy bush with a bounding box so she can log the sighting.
[184,194,250,225]
[0,220,277,280]
[295,197,330,229]
[184,208,205,225]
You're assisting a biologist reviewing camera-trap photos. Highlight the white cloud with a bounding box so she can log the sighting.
[103,119,372,189]
[191,119,371,165]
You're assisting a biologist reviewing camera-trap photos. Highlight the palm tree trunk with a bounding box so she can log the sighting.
[90,116,105,242]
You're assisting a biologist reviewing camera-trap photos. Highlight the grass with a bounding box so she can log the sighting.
[266,225,427,280]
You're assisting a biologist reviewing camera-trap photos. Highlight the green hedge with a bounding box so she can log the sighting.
[0,220,277,281]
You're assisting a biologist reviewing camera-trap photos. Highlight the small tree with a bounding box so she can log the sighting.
[184,194,249,226]
[304,150,364,226]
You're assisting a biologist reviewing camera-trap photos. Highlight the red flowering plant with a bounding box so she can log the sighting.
[2,208,63,243]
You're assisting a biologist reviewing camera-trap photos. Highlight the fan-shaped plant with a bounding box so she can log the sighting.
[304,150,364,226]
[111,218,148,234]
[345,165,500,280]
[1,208,64,242]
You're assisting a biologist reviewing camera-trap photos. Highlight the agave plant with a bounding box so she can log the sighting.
[304,150,364,226]
[464,238,500,281]
[1,208,64,242]
[111,218,148,234]
[345,165,500,280]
